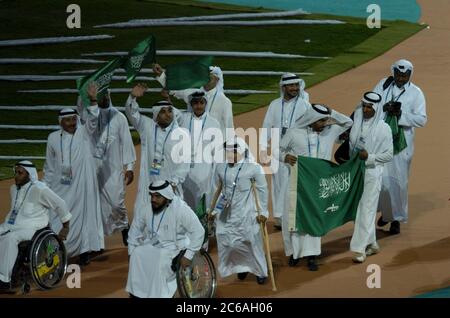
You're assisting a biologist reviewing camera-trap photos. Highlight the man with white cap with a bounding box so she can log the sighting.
[126,180,204,298]
[44,83,104,265]
[348,92,393,263]
[278,104,352,271]
[0,161,71,290]
[210,137,269,284]
[152,63,234,140]
[373,59,427,234]
[260,73,310,230]
[77,89,136,245]
[124,83,190,213]
[179,91,222,211]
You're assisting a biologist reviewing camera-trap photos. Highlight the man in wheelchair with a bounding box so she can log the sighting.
[126,180,204,298]
[0,160,71,291]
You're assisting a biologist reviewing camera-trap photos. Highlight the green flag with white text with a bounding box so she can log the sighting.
[290,154,365,237]
[76,57,123,107]
[165,56,214,90]
[122,35,156,83]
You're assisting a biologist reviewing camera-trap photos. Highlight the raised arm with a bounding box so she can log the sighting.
[125,83,148,134]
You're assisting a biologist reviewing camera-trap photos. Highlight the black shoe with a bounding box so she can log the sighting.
[0,280,11,291]
[122,226,130,247]
[288,255,300,267]
[79,252,91,266]
[389,221,401,235]
[237,272,248,280]
[129,293,140,298]
[256,276,267,285]
[377,216,389,227]
[307,256,318,271]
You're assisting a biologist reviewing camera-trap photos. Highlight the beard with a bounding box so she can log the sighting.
[152,203,166,213]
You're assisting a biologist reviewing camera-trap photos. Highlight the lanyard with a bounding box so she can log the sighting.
[388,84,407,102]
[11,183,33,215]
[189,113,207,156]
[153,122,174,161]
[307,132,320,157]
[281,96,299,128]
[207,90,219,114]
[97,109,111,157]
[151,209,166,238]
[60,132,74,166]
[224,162,244,204]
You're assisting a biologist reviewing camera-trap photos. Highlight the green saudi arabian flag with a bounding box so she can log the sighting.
[165,56,214,90]
[194,193,208,243]
[385,114,407,154]
[122,35,156,83]
[76,57,123,107]
[288,154,365,237]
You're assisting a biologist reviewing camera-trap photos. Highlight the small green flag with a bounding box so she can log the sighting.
[385,114,407,154]
[195,193,208,243]
[290,154,365,237]
[165,56,214,90]
[122,35,156,83]
[76,57,123,107]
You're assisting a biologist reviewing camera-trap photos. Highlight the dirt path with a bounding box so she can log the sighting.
[1,0,449,298]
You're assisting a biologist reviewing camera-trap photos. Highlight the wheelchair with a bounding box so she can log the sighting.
[172,248,217,298]
[11,227,67,294]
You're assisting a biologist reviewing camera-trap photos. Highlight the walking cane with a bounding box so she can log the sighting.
[207,181,223,233]
[251,180,277,292]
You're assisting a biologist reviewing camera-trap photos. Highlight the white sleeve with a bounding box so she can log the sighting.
[223,97,234,129]
[119,115,136,167]
[398,89,427,128]
[83,104,100,136]
[253,165,269,218]
[127,206,147,255]
[366,125,394,167]
[38,186,72,223]
[329,110,353,139]
[180,207,205,260]
[125,95,146,134]
[43,136,56,186]
[260,104,274,151]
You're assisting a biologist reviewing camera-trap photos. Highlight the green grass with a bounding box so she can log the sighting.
[0,0,425,179]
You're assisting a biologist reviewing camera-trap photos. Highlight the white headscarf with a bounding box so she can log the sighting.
[58,108,78,124]
[209,66,224,93]
[224,135,255,162]
[391,59,414,78]
[14,160,38,183]
[187,91,207,114]
[149,180,175,200]
[293,103,330,129]
[349,91,383,152]
[150,100,183,125]
[279,72,306,100]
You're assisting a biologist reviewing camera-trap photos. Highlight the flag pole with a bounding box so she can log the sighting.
[251,180,277,292]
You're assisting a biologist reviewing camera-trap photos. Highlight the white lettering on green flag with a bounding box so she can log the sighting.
[122,35,156,83]
[291,154,365,236]
[76,57,123,107]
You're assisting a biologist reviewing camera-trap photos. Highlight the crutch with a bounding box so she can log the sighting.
[207,181,223,234]
[251,180,277,292]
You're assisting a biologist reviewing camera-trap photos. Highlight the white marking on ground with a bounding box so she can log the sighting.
[82,50,330,59]
[0,58,104,64]
[0,105,153,113]
[0,35,114,47]
[0,156,46,160]
[95,19,343,28]
[0,75,154,81]
[94,9,309,28]
[18,88,276,95]
[0,139,47,144]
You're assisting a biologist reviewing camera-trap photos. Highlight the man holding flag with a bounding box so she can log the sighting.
[152,61,234,140]
[179,91,222,212]
[349,92,393,263]
[278,104,353,271]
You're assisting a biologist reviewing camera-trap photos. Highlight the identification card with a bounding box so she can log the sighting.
[150,160,162,176]
[7,209,18,225]
[60,165,73,185]
[214,193,229,214]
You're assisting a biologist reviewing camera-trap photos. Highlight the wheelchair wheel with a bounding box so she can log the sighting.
[176,249,217,298]
[29,230,67,290]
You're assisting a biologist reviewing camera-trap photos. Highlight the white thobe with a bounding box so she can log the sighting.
[43,106,104,257]
[373,78,427,222]
[260,96,310,219]
[0,181,71,283]
[179,111,222,210]
[213,160,269,278]
[124,95,190,211]
[279,110,352,258]
[349,116,393,253]
[80,105,136,236]
[156,72,234,139]
[126,196,204,298]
